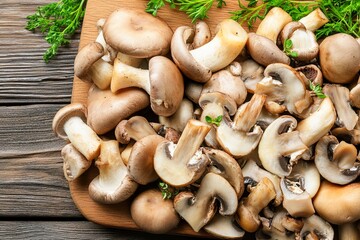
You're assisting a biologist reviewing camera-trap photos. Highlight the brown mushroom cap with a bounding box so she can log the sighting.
[74,42,104,80]
[102,8,173,58]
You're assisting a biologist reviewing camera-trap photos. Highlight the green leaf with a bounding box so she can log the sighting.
[309,81,326,99]
[205,115,223,127]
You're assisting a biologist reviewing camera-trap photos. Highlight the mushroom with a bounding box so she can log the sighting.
[313,180,360,225]
[127,134,166,185]
[74,42,113,90]
[280,21,319,62]
[88,140,138,204]
[191,20,211,49]
[280,160,320,217]
[323,84,359,130]
[102,8,173,58]
[95,18,117,63]
[236,177,276,233]
[350,76,360,108]
[153,119,211,187]
[203,214,245,239]
[319,33,360,84]
[255,63,312,116]
[240,59,264,93]
[201,61,247,106]
[174,172,238,232]
[296,97,336,146]
[332,127,360,145]
[339,222,360,240]
[255,7,292,43]
[216,94,266,157]
[295,64,323,87]
[61,143,92,181]
[241,159,283,206]
[246,33,290,67]
[159,98,194,132]
[171,19,248,82]
[52,102,101,161]
[111,56,184,117]
[314,135,360,185]
[86,85,150,135]
[130,189,180,234]
[184,80,203,104]
[299,8,329,32]
[300,214,334,240]
[204,148,244,198]
[258,115,308,177]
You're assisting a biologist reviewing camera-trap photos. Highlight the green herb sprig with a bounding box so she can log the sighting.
[283,39,298,58]
[158,181,179,199]
[146,0,227,22]
[309,81,326,99]
[26,0,87,62]
[205,115,223,127]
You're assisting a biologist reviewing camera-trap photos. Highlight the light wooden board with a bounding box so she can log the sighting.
[70,0,255,237]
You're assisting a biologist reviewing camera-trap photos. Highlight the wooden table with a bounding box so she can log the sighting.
[0,1,190,239]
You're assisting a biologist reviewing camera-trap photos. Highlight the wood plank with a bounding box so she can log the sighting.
[0,104,81,217]
[0,221,191,240]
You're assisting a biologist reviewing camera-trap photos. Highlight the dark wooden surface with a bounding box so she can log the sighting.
[0,1,190,239]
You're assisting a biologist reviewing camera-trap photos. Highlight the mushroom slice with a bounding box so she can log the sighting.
[154,119,211,187]
[204,214,245,239]
[111,56,184,117]
[323,84,358,130]
[89,140,138,204]
[255,63,312,116]
[315,135,360,185]
[242,159,283,206]
[174,172,238,232]
[332,127,360,145]
[171,19,248,83]
[159,98,194,132]
[61,143,92,182]
[130,189,180,234]
[240,59,265,93]
[296,97,336,146]
[258,115,308,177]
[115,116,157,144]
[86,85,150,135]
[216,94,266,157]
[102,8,173,58]
[350,77,360,108]
[236,177,276,233]
[204,148,244,198]
[52,103,101,161]
[127,135,166,185]
[300,214,334,240]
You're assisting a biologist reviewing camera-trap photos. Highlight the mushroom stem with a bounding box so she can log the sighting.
[190,19,248,72]
[111,59,150,93]
[63,116,101,161]
[339,222,360,240]
[116,52,143,67]
[255,7,292,43]
[333,141,358,169]
[299,8,329,32]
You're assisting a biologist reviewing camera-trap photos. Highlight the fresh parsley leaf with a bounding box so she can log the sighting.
[309,81,326,99]
[205,115,223,127]
[158,181,179,199]
[283,39,298,58]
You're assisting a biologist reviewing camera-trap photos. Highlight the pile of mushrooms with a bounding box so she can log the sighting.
[52,6,360,239]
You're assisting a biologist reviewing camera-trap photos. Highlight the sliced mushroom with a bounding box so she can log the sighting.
[204,214,245,239]
[323,84,359,130]
[332,127,360,145]
[350,77,360,108]
[130,189,180,234]
[61,143,92,181]
[52,103,101,161]
[315,135,360,185]
[236,177,276,233]
[174,172,238,232]
[300,214,334,240]
[240,59,265,93]
[313,180,360,224]
[88,140,138,204]
[86,85,150,135]
[111,55,184,116]
[171,19,248,82]
[159,98,194,132]
[103,8,173,58]
[258,115,308,177]
[154,119,211,187]
[216,94,266,157]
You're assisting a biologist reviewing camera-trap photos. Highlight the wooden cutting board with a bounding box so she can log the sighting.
[69,0,257,237]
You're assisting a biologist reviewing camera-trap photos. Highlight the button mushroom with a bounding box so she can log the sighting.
[88,140,138,204]
[171,19,248,83]
[240,59,265,93]
[203,214,245,239]
[300,214,334,240]
[258,115,307,177]
[174,172,238,232]
[52,103,101,161]
[315,135,360,185]
[111,56,184,116]
[153,119,211,187]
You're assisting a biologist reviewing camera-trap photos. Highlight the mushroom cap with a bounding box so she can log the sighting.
[87,85,150,135]
[130,189,180,234]
[295,64,323,86]
[319,33,360,84]
[102,8,173,58]
[199,91,237,116]
[74,42,104,80]
[52,103,87,140]
[148,56,184,116]
[159,98,194,132]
